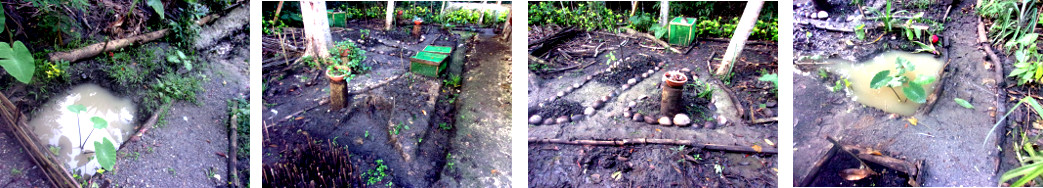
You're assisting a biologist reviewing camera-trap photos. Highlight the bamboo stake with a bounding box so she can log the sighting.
[528,137,777,154]
[0,93,79,188]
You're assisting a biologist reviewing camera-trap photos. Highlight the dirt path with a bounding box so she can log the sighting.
[792,0,1001,186]
[107,8,250,187]
[435,34,513,187]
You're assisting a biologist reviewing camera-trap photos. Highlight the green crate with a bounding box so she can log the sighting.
[422,45,453,55]
[410,52,448,77]
[328,11,347,27]
[668,17,697,46]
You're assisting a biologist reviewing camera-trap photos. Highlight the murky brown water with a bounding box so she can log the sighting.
[827,51,943,116]
[28,84,136,176]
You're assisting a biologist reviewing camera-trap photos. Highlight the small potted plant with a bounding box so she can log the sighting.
[663,71,688,88]
[413,17,424,25]
[325,58,351,82]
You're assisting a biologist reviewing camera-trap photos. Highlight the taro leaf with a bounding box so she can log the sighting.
[0,5,6,33]
[147,0,164,20]
[0,41,35,84]
[90,116,107,129]
[954,98,974,109]
[870,70,892,89]
[166,54,180,63]
[903,82,928,103]
[94,138,117,171]
[67,104,86,114]
[895,57,914,74]
[912,75,936,85]
[176,50,186,60]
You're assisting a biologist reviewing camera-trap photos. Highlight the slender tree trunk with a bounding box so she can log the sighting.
[301,1,332,59]
[630,1,638,17]
[501,9,511,40]
[385,1,395,30]
[715,0,763,76]
[441,1,448,15]
[272,1,285,23]
[659,0,669,26]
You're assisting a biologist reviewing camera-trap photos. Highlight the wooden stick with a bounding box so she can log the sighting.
[528,138,777,154]
[127,103,169,144]
[228,113,240,188]
[751,117,777,124]
[0,93,79,188]
[47,12,221,63]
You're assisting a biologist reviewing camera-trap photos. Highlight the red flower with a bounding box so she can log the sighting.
[930,35,939,44]
[108,52,114,57]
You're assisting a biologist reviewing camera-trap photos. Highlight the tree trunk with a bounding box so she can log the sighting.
[385,1,395,30]
[715,0,763,76]
[272,1,284,23]
[658,0,669,26]
[630,1,638,17]
[300,1,333,59]
[441,1,447,15]
[501,9,511,40]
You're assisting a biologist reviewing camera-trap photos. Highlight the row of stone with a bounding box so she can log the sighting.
[530,62,666,125]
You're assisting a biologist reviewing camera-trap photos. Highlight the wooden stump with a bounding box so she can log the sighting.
[661,85,682,117]
[330,79,347,111]
[412,24,422,37]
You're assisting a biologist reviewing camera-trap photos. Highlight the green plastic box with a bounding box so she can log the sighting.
[410,51,448,77]
[422,45,453,55]
[669,17,697,46]
[328,11,347,27]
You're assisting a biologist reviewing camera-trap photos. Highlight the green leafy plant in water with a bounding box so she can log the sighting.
[869,57,935,103]
[66,104,118,172]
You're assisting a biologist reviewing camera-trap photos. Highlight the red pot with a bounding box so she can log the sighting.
[414,20,423,25]
[663,71,688,88]
[326,66,350,82]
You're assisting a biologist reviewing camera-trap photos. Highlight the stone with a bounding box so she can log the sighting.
[623,111,632,118]
[621,84,630,90]
[642,73,649,78]
[717,114,728,125]
[591,173,602,183]
[674,114,691,126]
[648,70,655,74]
[628,101,637,108]
[538,102,545,108]
[817,11,829,19]
[627,78,637,85]
[556,116,569,124]
[529,115,543,124]
[765,101,777,108]
[592,101,604,109]
[571,115,584,121]
[602,95,611,102]
[573,83,582,88]
[654,67,660,71]
[633,113,643,121]
[584,107,596,115]
[681,68,691,72]
[557,91,566,98]
[704,122,715,129]
[543,119,554,125]
[658,116,672,126]
[644,116,658,124]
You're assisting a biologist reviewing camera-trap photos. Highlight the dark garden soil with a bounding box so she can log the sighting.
[0,3,249,188]
[527,26,779,187]
[262,19,512,187]
[792,0,1021,186]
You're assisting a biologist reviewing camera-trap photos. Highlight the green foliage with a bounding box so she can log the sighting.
[444,74,462,88]
[528,2,622,31]
[263,19,288,35]
[68,104,86,114]
[751,17,778,41]
[362,159,390,186]
[90,116,108,129]
[145,73,203,111]
[628,12,656,32]
[25,0,86,43]
[94,138,117,171]
[147,0,165,20]
[329,40,369,74]
[38,60,69,82]
[695,17,739,38]
[167,2,206,48]
[954,98,974,109]
[0,41,36,84]
[445,9,482,24]
[439,122,451,130]
[979,0,1039,49]
[855,24,867,40]
[166,49,193,71]
[1008,40,1043,85]
[1001,131,1043,187]
[869,57,934,103]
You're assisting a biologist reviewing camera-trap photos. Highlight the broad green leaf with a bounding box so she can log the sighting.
[895,57,914,74]
[67,104,86,114]
[0,41,35,84]
[94,138,117,171]
[912,75,936,85]
[0,5,6,34]
[176,50,186,59]
[870,70,892,89]
[90,116,107,129]
[1016,50,1029,63]
[1018,33,1039,47]
[1024,97,1043,119]
[954,98,974,109]
[147,0,165,20]
[166,55,180,63]
[1008,162,1043,187]
[903,82,928,103]
[184,61,193,71]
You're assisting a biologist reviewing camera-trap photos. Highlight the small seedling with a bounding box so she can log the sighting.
[869,57,935,103]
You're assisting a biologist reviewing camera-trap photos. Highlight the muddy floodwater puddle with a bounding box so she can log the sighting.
[28,84,136,176]
[827,51,943,116]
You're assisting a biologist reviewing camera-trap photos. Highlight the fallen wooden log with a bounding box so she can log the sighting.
[228,112,240,188]
[127,103,169,144]
[48,12,222,63]
[528,137,777,154]
[618,27,682,53]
